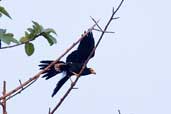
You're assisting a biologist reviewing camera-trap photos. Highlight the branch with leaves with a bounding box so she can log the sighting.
[0,21,57,56]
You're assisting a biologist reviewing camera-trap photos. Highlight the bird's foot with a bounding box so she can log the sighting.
[71,72,80,77]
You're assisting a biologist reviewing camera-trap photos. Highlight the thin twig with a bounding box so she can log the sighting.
[6,79,37,101]
[50,0,124,113]
[0,22,98,101]
[0,42,24,49]
[93,28,115,34]
[112,17,120,20]
[19,80,24,90]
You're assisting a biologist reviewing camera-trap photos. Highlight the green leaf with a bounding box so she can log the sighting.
[6,33,19,44]
[0,33,19,44]
[0,6,12,19]
[25,42,35,56]
[20,36,29,43]
[32,21,40,27]
[32,21,43,32]
[42,33,57,46]
[43,28,57,35]
[48,34,57,44]
[25,31,29,37]
[27,28,33,33]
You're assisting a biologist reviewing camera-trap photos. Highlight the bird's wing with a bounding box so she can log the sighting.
[66,32,95,63]
[51,75,70,97]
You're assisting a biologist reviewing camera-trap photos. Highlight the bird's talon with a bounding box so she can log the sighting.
[71,72,79,77]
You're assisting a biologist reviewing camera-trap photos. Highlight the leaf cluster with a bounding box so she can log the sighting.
[0,3,57,56]
[20,21,57,56]
[0,29,19,44]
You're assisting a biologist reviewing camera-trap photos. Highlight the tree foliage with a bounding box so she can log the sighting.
[0,2,57,56]
[0,5,11,19]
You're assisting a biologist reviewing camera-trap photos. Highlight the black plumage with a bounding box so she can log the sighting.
[39,32,96,97]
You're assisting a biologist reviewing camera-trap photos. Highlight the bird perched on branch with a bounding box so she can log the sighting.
[39,31,96,97]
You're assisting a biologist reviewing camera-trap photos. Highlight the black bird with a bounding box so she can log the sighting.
[39,32,96,97]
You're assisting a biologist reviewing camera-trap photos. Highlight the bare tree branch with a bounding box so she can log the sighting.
[50,0,124,114]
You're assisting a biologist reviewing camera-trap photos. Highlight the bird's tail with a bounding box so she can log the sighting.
[52,75,70,97]
[39,60,66,80]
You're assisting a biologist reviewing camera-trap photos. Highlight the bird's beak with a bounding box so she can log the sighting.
[90,68,96,75]
[92,71,96,75]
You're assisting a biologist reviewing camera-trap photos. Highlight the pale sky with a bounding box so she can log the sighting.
[0,0,171,114]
